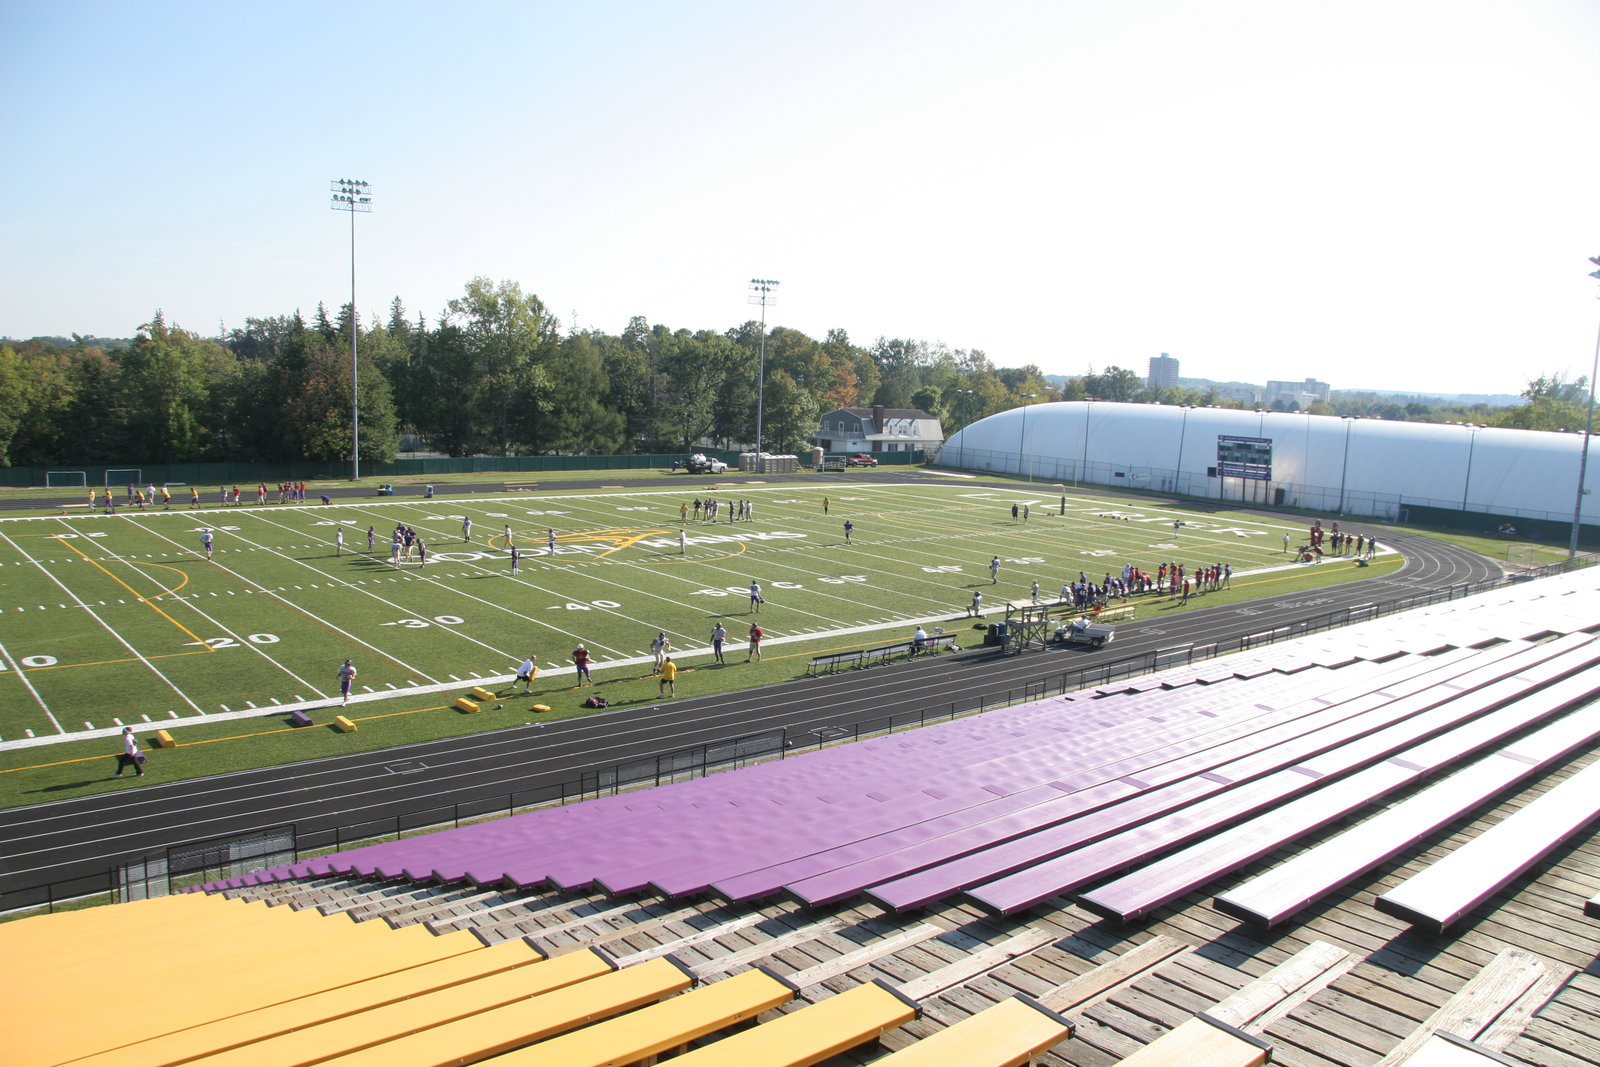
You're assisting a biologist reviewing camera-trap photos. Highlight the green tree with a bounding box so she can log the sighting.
[760,369,821,452]
[117,313,226,460]
[1081,366,1143,402]
[1493,373,1591,432]
[443,277,557,454]
[0,345,25,465]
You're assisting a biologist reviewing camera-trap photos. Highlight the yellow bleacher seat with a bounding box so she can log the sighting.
[66,937,550,1067]
[309,954,697,1067]
[7,898,480,1067]
[665,979,919,1066]
[874,994,1074,1066]
[487,966,796,1067]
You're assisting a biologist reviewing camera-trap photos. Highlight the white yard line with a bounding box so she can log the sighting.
[64,517,325,696]
[252,507,623,659]
[130,517,436,687]
[0,637,64,735]
[0,527,206,715]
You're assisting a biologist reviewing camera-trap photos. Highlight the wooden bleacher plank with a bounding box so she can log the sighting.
[1207,939,1353,1032]
[873,994,1074,1066]
[664,979,920,1065]
[895,928,1057,1001]
[1475,967,1571,1053]
[1217,699,1600,927]
[1371,948,1555,1067]
[1376,756,1600,932]
[483,966,797,1067]
[1072,940,1346,1067]
[305,954,695,1067]
[64,937,548,1067]
[1110,1014,1271,1067]
[1401,1032,1530,1067]
[695,914,855,977]
[1037,935,1192,1015]
[780,922,944,990]
[608,909,775,965]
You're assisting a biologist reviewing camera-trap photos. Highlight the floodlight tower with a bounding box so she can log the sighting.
[748,278,780,469]
[1571,256,1600,558]
[330,179,373,480]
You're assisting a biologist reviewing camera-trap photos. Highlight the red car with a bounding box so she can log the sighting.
[846,453,878,467]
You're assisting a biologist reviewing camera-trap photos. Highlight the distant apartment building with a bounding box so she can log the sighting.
[1147,353,1180,391]
[1264,378,1331,410]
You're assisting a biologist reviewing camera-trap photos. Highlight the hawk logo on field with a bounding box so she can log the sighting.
[559,528,672,559]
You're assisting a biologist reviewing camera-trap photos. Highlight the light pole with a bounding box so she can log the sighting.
[1076,398,1095,487]
[330,179,372,481]
[1017,394,1038,481]
[1337,416,1358,514]
[1175,405,1192,494]
[1570,258,1600,558]
[954,389,975,468]
[748,279,779,470]
[1460,423,1481,512]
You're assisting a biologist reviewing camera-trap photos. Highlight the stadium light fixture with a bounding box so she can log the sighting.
[330,179,372,481]
[748,279,780,470]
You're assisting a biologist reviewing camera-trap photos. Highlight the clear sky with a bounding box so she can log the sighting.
[4,0,1598,397]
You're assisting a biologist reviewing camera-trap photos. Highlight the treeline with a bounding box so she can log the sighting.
[0,277,1061,467]
[0,275,1572,468]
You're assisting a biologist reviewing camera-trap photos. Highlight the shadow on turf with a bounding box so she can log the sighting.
[31,774,124,794]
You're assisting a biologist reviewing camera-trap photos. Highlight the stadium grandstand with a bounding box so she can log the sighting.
[6,560,1600,1065]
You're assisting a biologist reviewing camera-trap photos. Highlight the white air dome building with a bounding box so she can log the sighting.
[937,401,1598,530]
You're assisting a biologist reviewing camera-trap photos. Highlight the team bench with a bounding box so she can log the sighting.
[806,634,958,675]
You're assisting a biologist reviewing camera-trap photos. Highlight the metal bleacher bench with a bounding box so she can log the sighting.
[806,635,957,676]
[1377,751,1600,932]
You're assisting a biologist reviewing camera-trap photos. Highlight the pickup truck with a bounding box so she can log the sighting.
[685,453,728,474]
[1053,618,1117,648]
[845,453,878,467]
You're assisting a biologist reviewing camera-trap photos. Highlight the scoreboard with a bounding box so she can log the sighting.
[1217,435,1272,481]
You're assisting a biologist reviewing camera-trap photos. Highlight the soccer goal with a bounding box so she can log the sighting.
[45,470,88,488]
[105,468,143,487]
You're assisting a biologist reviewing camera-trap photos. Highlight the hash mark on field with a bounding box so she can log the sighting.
[219,705,230,712]
[270,698,281,705]
[245,701,256,708]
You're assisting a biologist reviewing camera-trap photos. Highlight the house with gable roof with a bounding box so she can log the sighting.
[815,404,944,455]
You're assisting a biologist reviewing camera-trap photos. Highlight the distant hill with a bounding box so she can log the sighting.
[1042,373,1521,409]
[2,335,134,352]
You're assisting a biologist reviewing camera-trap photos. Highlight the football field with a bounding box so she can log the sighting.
[0,481,1342,745]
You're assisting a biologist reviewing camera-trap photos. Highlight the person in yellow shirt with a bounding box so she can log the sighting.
[658,657,678,697]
